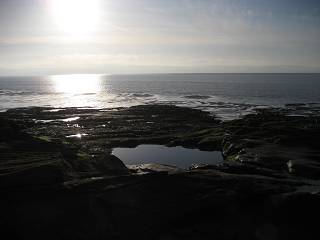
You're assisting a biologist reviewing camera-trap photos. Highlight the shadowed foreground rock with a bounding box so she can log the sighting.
[1,104,320,240]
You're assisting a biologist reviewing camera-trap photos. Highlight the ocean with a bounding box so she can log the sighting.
[1,73,319,120]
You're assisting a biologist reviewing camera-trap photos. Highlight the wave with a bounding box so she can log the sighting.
[0,89,25,96]
[72,93,97,96]
[184,95,211,99]
[0,89,70,96]
[129,93,154,98]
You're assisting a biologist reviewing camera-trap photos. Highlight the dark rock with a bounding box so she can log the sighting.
[1,104,320,239]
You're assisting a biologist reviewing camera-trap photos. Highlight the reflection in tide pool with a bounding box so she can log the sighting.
[112,144,223,169]
[66,133,88,138]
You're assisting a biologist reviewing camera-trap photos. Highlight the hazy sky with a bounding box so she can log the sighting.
[0,0,319,75]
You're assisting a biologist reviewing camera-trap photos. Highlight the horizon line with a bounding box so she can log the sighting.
[1,72,320,78]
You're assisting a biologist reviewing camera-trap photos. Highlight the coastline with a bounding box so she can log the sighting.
[1,104,320,239]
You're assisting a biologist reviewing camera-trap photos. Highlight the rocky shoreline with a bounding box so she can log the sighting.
[1,104,320,239]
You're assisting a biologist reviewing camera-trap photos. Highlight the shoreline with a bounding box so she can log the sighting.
[1,104,320,239]
[1,100,320,121]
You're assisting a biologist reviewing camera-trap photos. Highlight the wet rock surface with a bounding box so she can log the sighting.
[1,104,320,240]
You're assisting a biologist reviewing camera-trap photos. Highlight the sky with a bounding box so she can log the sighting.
[0,0,319,75]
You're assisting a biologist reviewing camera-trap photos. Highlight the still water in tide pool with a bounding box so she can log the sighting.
[112,144,223,169]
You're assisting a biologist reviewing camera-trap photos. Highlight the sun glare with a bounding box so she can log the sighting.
[50,0,100,37]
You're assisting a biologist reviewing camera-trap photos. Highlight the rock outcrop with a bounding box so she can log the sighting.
[1,104,320,240]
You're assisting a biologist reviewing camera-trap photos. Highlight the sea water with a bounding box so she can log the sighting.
[1,73,319,120]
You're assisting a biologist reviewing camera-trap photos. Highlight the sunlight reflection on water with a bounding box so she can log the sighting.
[50,74,104,94]
[47,74,108,108]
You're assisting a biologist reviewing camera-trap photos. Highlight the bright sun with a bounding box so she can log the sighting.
[50,0,100,36]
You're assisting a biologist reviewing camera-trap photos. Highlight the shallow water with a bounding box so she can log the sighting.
[112,144,223,169]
